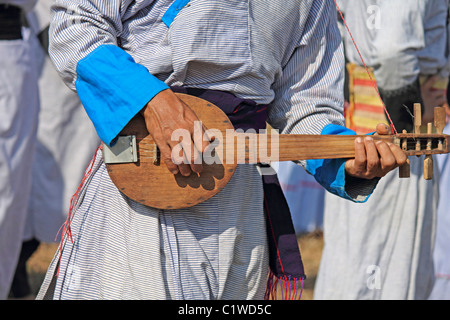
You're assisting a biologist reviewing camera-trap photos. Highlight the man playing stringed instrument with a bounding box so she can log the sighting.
[37,0,408,300]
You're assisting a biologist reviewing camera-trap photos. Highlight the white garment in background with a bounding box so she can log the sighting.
[315,157,438,299]
[314,0,448,300]
[0,23,40,298]
[337,0,449,91]
[429,123,450,299]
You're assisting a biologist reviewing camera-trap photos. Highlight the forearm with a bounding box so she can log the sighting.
[269,1,379,202]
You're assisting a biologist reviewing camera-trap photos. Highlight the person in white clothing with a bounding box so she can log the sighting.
[0,0,40,300]
[315,0,449,300]
[7,0,100,299]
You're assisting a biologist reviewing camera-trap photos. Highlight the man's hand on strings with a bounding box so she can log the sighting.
[140,89,211,176]
[344,124,407,180]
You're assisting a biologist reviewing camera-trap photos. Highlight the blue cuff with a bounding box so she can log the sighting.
[75,44,169,146]
[306,124,369,202]
[162,0,191,27]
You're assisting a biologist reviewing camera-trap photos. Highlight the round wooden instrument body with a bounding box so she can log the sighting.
[105,93,237,209]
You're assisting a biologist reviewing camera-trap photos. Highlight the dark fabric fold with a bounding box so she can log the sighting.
[0,4,23,40]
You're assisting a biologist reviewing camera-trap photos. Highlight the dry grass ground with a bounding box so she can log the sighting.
[26,231,324,300]
[297,231,324,300]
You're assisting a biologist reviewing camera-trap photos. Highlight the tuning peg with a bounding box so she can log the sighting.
[399,129,411,178]
[424,122,433,180]
[435,106,446,134]
[424,156,433,180]
[414,103,422,155]
[435,107,446,151]
[414,103,422,134]
[399,159,411,178]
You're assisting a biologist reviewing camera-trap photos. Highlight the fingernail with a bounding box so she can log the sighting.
[356,137,363,143]
[365,136,373,141]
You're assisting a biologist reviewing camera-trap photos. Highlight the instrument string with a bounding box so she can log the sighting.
[134,134,443,163]
[333,0,398,135]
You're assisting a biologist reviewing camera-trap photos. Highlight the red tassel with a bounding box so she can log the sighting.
[265,270,304,300]
[56,145,101,278]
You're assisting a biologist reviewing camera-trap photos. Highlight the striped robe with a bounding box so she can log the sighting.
[37,0,376,300]
[0,0,39,300]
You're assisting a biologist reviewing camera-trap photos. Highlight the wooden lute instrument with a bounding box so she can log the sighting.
[103,93,449,209]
